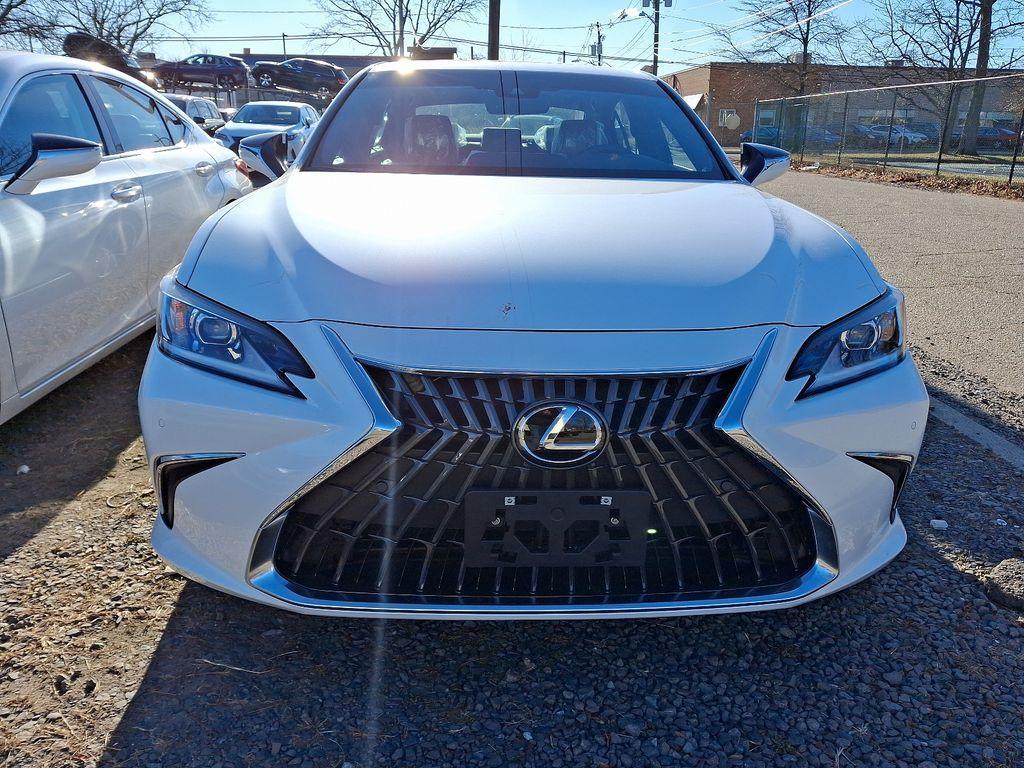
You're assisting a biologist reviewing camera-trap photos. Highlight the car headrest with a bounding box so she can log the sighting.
[535,124,556,150]
[550,119,608,156]
[480,127,521,153]
[403,114,456,165]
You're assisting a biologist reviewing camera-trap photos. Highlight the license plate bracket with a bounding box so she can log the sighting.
[463,490,651,568]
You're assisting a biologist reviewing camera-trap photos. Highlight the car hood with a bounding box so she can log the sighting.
[220,122,293,138]
[183,172,884,330]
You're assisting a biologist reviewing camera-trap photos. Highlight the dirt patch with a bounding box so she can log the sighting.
[793,163,1024,201]
[0,336,187,767]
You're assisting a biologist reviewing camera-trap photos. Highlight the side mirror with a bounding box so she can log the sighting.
[194,116,206,125]
[740,142,790,187]
[7,133,102,195]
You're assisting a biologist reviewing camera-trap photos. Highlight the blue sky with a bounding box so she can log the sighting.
[156,0,864,72]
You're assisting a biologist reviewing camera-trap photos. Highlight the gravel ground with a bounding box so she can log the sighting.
[1,338,1022,768]
[2,175,1024,767]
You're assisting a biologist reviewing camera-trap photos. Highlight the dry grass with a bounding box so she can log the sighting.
[793,162,1024,201]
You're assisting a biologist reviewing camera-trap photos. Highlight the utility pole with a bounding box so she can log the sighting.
[592,22,604,65]
[652,0,660,76]
[281,33,287,56]
[642,0,671,76]
[487,0,500,60]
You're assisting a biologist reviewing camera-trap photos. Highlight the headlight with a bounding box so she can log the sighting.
[157,276,313,396]
[787,287,905,397]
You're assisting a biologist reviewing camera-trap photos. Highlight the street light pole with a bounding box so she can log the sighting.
[487,0,500,60]
[652,0,660,76]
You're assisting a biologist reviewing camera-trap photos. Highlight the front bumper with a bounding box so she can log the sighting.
[139,321,928,619]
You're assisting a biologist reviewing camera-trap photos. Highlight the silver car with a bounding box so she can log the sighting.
[212,100,319,156]
[0,52,252,425]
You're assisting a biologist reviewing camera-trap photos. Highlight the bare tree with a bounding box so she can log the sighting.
[36,0,208,53]
[0,0,51,49]
[958,0,1024,153]
[829,0,980,149]
[315,0,483,57]
[837,0,1023,152]
[711,0,847,95]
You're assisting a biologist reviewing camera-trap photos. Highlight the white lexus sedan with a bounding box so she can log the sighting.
[139,61,929,619]
[0,52,251,426]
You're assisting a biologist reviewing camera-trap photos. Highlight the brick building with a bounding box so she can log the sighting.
[662,61,1024,145]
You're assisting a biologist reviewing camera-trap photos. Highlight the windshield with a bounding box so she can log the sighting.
[308,68,725,179]
[232,104,300,126]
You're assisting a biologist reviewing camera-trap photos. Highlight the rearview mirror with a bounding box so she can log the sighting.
[740,142,790,187]
[6,133,102,195]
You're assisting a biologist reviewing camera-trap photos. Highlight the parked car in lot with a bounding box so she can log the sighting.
[803,126,841,147]
[140,61,928,620]
[62,32,161,89]
[252,58,348,96]
[212,100,319,154]
[952,126,1019,150]
[740,126,780,144]
[906,122,940,141]
[0,52,252,426]
[155,54,254,90]
[164,94,225,135]
[868,124,929,145]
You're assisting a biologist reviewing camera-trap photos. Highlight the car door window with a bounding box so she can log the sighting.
[90,77,173,152]
[203,101,220,120]
[158,103,187,144]
[0,74,103,176]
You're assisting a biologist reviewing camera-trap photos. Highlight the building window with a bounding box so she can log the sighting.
[718,108,738,128]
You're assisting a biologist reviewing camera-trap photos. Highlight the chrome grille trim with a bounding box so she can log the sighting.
[247,328,839,615]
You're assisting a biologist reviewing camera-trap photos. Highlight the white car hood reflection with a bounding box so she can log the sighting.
[182,172,884,331]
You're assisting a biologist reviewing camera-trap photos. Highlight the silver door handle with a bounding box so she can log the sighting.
[195,161,215,176]
[110,181,142,203]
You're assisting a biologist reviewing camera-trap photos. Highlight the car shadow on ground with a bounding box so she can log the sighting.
[0,334,152,561]
[98,405,1024,768]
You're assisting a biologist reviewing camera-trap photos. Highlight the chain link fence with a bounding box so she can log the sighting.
[752,74,1024,186]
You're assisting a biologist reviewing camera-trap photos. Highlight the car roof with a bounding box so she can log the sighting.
[238,100,312,108]
[367,59,656,81]
[0,49,142,92]
[165,93,213,102]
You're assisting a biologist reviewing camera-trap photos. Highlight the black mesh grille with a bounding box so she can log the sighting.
[272,365,817,604]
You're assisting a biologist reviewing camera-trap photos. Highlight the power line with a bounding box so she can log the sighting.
[146,28,715,67]
[206,7,602,31]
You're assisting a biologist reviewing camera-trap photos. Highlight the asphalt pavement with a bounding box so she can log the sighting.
[765,171,1024,406]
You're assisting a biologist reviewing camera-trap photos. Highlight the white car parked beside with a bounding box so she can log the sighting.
[0,52,251,426]
[139,61,929,619]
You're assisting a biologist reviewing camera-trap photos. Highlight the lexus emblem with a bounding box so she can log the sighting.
[514,402,608,468]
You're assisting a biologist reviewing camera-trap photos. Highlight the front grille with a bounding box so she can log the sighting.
[272,365,817,604]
